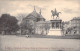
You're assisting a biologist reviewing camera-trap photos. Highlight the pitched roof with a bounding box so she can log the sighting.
[71,17,80,20]
[25,10,45,19]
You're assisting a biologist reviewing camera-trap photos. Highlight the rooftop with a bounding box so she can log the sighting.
[24,6,45,19]
[72,17,80,20]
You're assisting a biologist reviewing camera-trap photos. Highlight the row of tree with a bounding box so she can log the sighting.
[0,14,20,35]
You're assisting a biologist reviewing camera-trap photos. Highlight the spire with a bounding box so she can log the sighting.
[34,6,36,11]
[39,9,41,15]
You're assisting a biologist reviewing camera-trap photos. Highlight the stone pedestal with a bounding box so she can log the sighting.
[48,19,62,36]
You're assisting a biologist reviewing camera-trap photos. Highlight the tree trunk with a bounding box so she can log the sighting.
[46,30,47,35]
[2,31,5,35]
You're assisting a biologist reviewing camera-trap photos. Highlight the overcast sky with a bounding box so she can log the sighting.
[0,0,80,21]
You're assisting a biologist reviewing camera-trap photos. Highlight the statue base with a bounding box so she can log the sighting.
[48,18,62,36]
[48,28,62,36]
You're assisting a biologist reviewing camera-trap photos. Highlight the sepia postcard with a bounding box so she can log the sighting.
[0,0,80,51]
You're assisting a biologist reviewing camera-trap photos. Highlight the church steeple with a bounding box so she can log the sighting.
[34,6,36,11]
[39,9,41,15]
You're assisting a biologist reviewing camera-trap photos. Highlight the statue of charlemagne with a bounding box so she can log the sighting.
[51,8,61,19]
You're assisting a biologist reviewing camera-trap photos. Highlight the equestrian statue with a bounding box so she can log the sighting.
[51,8,61,19]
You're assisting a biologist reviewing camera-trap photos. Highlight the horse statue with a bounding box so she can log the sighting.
[51,8,61,19]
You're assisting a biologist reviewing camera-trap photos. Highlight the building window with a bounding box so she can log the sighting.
[36,18,40,22]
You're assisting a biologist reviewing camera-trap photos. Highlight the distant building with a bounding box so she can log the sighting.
[70,17,80,35]
[63,17,80,35]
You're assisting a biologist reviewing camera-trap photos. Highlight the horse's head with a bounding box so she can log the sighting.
[51,10,53,13]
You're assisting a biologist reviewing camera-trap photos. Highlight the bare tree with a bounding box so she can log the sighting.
[17,13,27,24]
[17,13,27,35]
[44,23,50,34]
